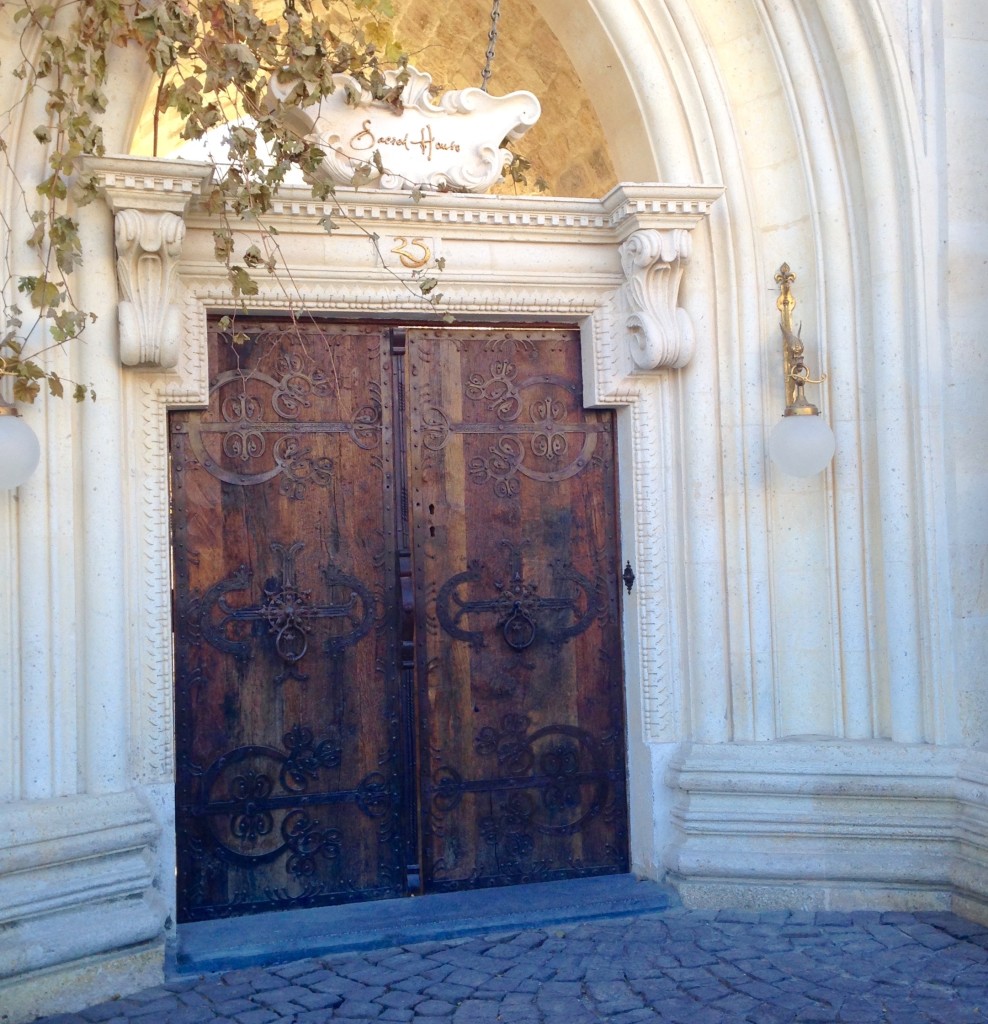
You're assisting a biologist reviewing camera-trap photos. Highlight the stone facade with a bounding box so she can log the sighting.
[1,1,986,1021]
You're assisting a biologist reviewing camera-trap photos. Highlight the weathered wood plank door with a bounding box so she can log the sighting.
[407,328,628,890]
[171,320,627,921]
[170,321,404,921]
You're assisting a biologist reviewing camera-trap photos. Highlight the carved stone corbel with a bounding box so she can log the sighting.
[85,155,213,370]
[114,209,186,369]
[620,228,694,371]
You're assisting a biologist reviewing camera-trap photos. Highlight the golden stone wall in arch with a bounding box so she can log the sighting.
[127,0,617,197]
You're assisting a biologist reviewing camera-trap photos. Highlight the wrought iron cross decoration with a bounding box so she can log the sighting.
[199,541,375,682]
[436,544,600,651]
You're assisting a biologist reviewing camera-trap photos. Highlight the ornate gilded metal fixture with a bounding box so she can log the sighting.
[767,263,836,477]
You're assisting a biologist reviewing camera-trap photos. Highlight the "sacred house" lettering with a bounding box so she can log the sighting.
[349,120,461,162]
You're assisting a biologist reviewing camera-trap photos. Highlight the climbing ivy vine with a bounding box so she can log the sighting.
[0,0,433,402]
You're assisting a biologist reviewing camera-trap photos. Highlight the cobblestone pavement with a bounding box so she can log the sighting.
[32,908,988,1024]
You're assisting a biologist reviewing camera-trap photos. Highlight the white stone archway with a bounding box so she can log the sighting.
[2,2,986,1020]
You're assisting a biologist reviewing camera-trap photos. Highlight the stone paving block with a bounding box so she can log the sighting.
[443,968,494,988]
[164,978,204,994]
[80,1003,132,1022]
[162,1006,216,1024]
[122,996,179,1017]
[177,991,215,1009]
[328,979,388,1000]
[706,962,748,983]
[714,909,764,924]
[534,992,590,1015]
[126,985,174,1003]
[604,1010,662,1024]
[736,979,788,1002]
[340,962,398,984]
[813,912,853,927]
[210,998,256,1017]
[378,1010,415,1023]
[402,941,456,956]
[498,992,537,1009]
[709,991,760,1015]
[742,1007,796,1024]
[292,989,345,1010]
[413,998,458,1015]
[219,969,267,987]
[248,974,291,993]
[792,1007,840,1022]
[249,983,312,1009]
[538,980,583,997]
[195,980,255,1003]
[230,1010,282,1024]
[450,999,501,1023]
[272,960,317,979]
[585,979,640,1001]
[334,998,385,1018]
[422,982,472,1002]
[547,960,588,982]
[380,952,431,970]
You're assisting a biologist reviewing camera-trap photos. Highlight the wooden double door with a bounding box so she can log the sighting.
[170,320,628,922]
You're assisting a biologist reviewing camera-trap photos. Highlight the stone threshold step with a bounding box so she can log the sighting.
[171,873,677,976]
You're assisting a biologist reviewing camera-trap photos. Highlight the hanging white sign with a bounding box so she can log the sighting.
[268,66,540,194]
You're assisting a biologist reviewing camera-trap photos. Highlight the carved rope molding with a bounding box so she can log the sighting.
[620,227,694,371]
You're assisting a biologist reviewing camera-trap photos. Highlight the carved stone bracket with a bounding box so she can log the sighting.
[115,209,185,368]
[85,157,214,369]
[619,228,694,371]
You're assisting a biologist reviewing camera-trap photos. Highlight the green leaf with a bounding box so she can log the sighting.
[29,278,61,309]
[13,376,41,403]
[213,230,234,261]
[229,266,259,297]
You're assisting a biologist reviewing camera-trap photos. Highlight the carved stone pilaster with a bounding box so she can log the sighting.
[115,209,186,369]
[620,228,694,371]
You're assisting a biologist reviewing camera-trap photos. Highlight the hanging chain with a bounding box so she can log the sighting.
[480,0,501,92]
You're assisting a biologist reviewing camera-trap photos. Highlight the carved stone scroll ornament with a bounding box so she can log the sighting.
[619,228,695,371]
[115,208,186,368]
[267,65,540,193]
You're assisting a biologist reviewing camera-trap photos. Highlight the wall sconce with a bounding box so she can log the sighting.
[0,396,41,489]
[767,263,835,477]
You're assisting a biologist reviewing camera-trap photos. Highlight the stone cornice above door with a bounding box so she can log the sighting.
[86,155,722,380]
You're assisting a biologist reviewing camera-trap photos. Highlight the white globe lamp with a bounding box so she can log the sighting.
[0,399,41,489]
[768,399,836,478]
